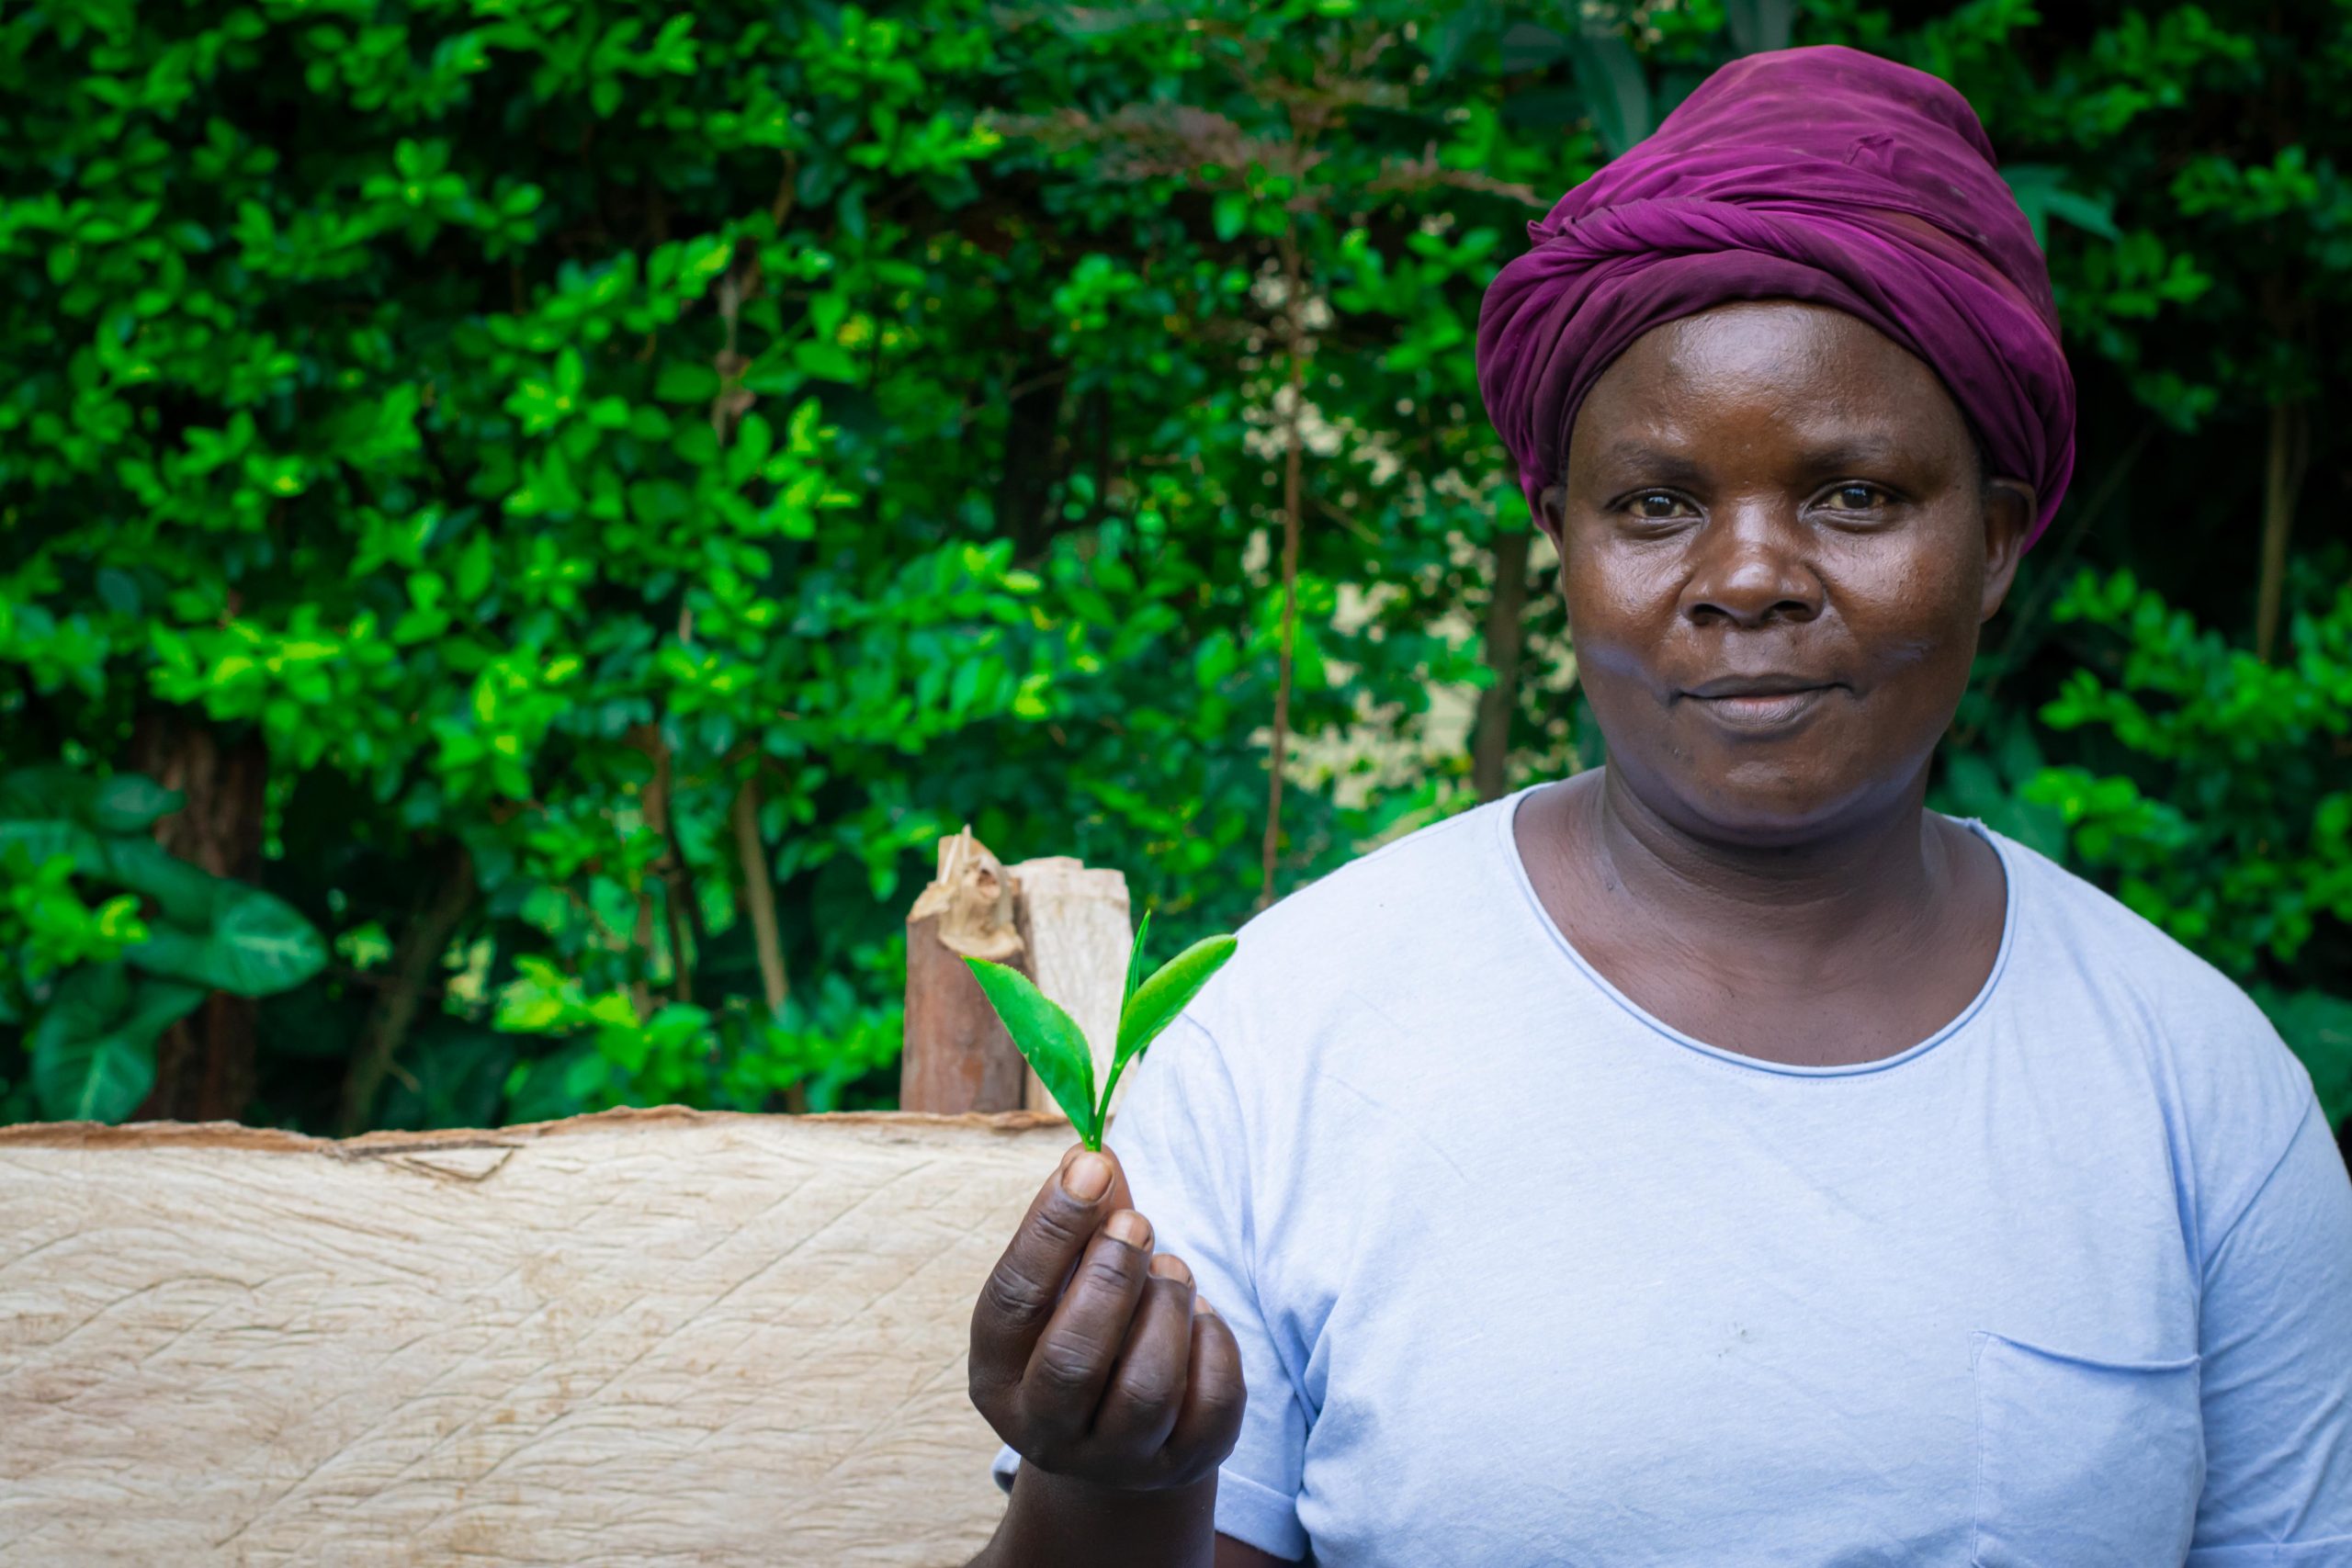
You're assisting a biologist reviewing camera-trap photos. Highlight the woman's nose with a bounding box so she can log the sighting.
[1678,507,1823,628]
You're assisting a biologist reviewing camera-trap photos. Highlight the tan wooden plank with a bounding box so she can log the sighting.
[0,1108,1065,1567]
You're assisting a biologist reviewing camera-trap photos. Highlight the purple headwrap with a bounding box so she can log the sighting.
[1476,46,2075,546]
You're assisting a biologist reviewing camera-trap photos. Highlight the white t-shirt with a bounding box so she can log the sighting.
[994,789,2352,1565]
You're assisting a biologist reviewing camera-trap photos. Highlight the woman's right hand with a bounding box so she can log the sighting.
[968,1144,1248,1494]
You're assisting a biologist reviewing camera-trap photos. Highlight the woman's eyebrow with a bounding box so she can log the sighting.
[1793,434,1911,471]
[1587,442,1710,485]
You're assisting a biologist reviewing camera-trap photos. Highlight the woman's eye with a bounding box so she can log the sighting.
[1633,491,1685,519]
[1824,483,1884,511]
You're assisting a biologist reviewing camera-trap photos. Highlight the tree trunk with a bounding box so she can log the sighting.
[1473,527,1532,802]
[732,777,789,1020]
[994,354,1069,560]
[2255,398,2308,663]
[128,711,269,1124]
[731,776,805,1113]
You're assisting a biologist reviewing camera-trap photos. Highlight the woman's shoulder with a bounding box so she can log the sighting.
[1983,824,2324,1198]
[1239,795,1516,953]
[1986,825,2273,1030]
[1183,795,1530,1043]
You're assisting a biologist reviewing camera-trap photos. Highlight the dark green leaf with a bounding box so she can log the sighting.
[1567,33,1651,157]
[2004,164,2120,247]
[1498,21,1570,72]
[101,838,226,927]
[1723,0,1792,54]
[503,1041,605,1126]
[89,773,183,834]
[28,964,200,1122]
[0,766,95,822]
[965,956,1100,1143]
[95,567,142,615]
[2260,987,2352,1127]
[0,818,106,874]
[1502,88,1591,130]
[1426,0,1498,77]
[1942,751,2006,818]
[128,886,326,996]
[381,1027,516,1130]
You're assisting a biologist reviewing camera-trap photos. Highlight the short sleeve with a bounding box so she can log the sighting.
[990,1015,1312,1562]
[2188,1098,2352,1563]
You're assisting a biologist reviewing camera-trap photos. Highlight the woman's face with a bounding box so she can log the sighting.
[1541,301,2033,845]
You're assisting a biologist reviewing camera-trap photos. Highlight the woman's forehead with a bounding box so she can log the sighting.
[1571,303,1970,460]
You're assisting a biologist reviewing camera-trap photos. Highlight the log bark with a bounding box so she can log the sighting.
[900,829,1031,1113]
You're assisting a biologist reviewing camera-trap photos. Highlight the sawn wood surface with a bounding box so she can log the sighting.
[0,1107,1072,1566]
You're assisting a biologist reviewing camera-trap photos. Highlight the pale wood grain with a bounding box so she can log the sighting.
[0,1108,1067,1566]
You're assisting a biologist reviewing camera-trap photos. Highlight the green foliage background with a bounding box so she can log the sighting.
[2,0,2346,1137]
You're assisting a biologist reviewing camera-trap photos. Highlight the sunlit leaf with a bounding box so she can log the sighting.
[1101,934,1237,1117]
[1123,907,1154,1014]
[965,957,1100,1144]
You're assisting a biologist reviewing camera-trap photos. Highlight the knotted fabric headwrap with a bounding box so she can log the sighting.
[1476,46,2075,546]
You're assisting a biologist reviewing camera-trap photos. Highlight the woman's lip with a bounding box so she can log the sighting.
[1682,685,1837,731]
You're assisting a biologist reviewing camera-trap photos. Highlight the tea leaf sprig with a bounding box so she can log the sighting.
[963,910,1237,1149]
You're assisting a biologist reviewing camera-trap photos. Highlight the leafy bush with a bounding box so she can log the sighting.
[2037,571,2349,1120]
[0,768,324,1121]
[1,0,2344,1138]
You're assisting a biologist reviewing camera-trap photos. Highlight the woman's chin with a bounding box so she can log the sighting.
[1638,758,1907,850]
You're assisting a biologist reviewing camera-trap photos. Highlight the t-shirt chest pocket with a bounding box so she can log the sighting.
[1970,1330,2204,1568]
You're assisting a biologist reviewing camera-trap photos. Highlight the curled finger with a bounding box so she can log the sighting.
[1089,1258,1198,1459]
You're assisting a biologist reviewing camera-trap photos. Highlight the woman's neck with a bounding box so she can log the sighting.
[1519,765,2007,1066]
[1584,762,1953,959]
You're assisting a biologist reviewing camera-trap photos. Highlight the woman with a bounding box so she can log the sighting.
[964,47,2352,1567]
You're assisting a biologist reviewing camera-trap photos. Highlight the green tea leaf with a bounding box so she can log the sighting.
[0,765,178,835]
[964,956,1101,1144]
[1122,907,1154,1013]
[101,838,225,927]
[0,765,96,822]
[1104,934,1236,1112]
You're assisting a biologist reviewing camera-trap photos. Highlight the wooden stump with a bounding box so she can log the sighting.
[899,835,1134,1122]
[899,829,1030,1113]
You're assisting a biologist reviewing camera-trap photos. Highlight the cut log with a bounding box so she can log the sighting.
[900,829,1030,1114]
[0,1108,1068,1567]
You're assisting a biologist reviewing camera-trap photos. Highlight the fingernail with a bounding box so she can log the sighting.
[1197,1297,1221,1319]
[1105,1210,1151,1249]
[1149,1255,1193,1286]
[1063,1151,1113,1202]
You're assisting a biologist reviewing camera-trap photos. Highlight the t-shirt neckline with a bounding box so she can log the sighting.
[1495,781,2022,1079]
